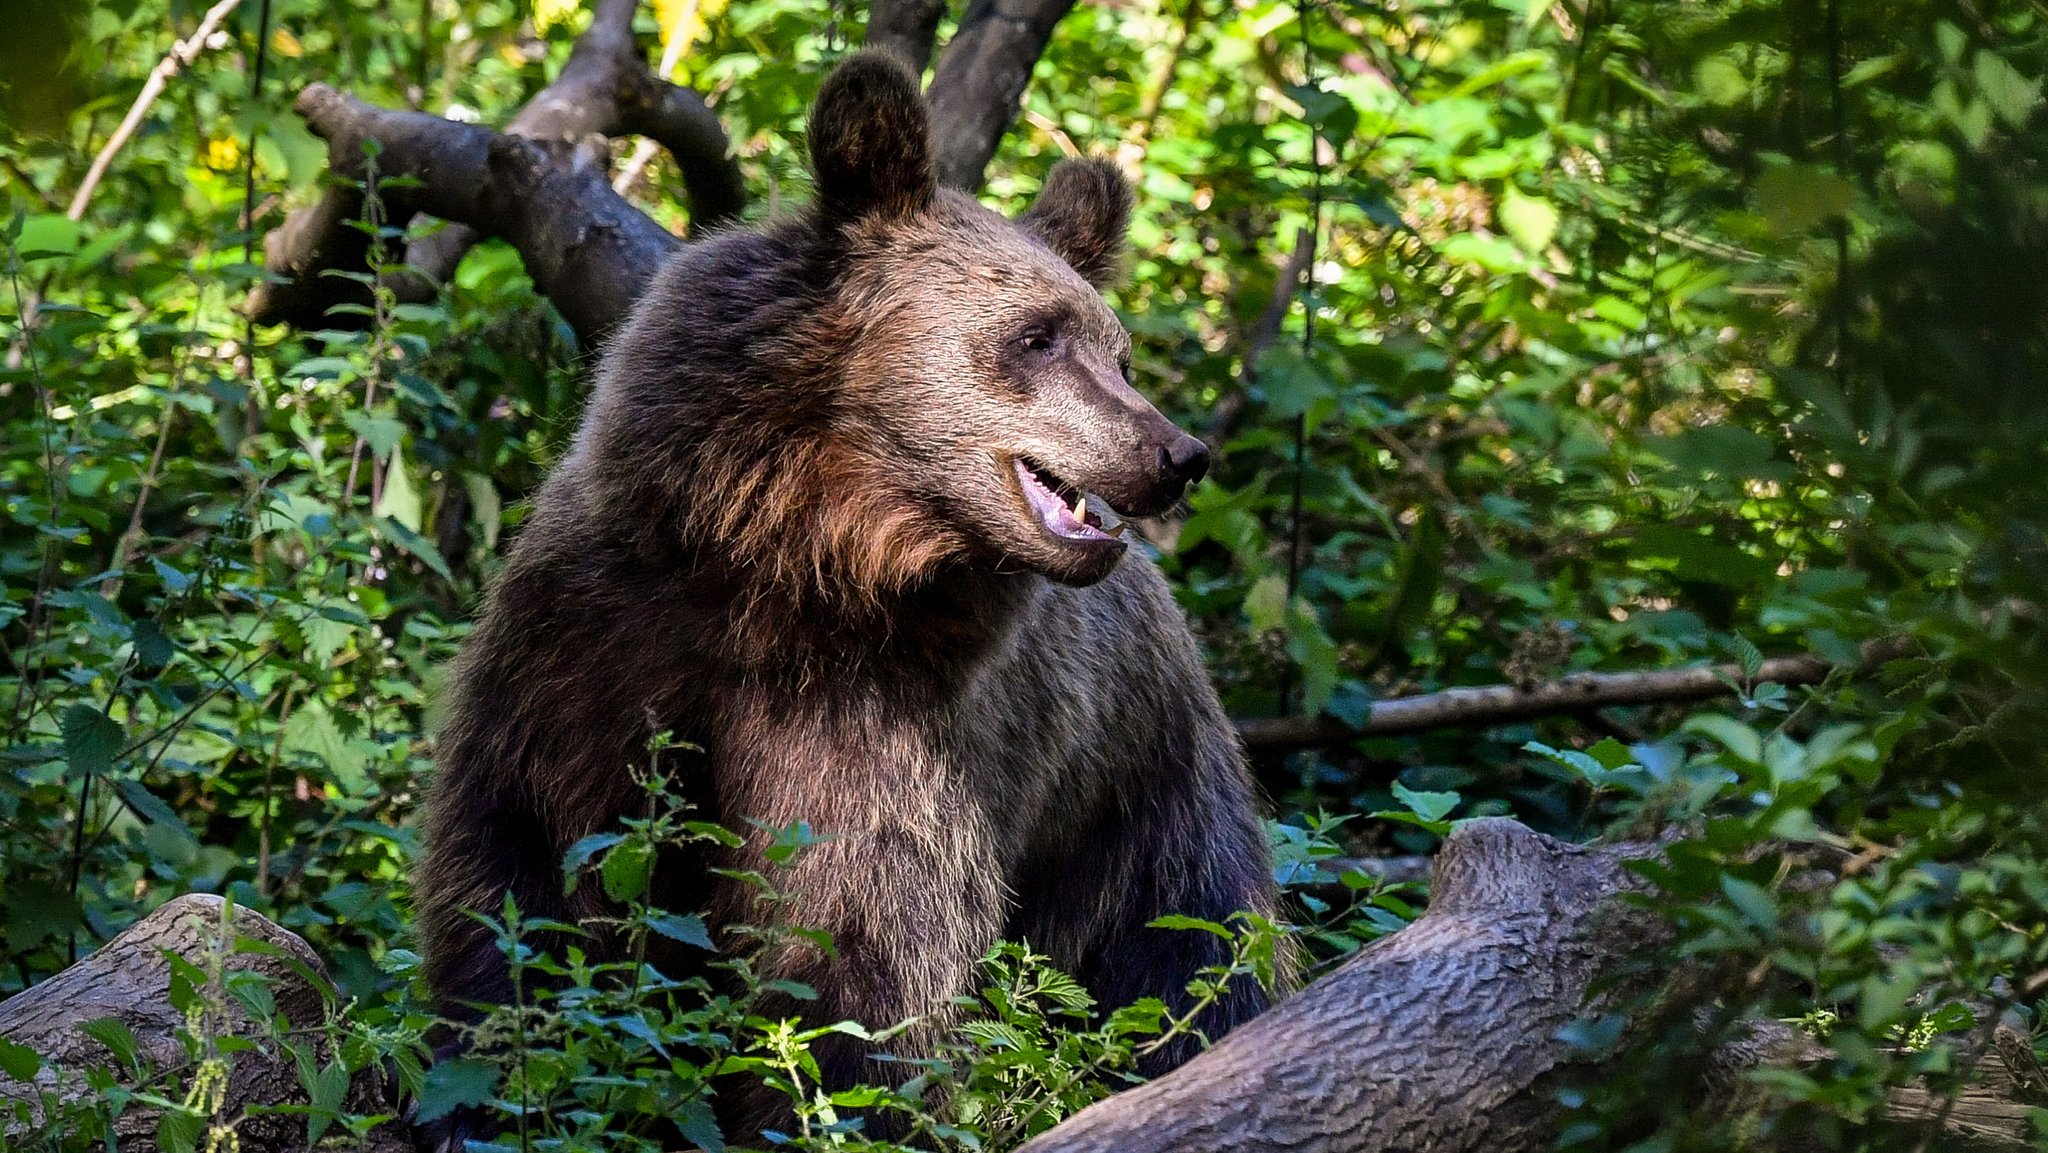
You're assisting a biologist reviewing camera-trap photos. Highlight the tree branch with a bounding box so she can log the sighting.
[251,85,680,347]
[67,0,245,221]
[248,0,735,336]
[925,0,1081,189]
[865,0,951,75]
[1235,642,1907,751]
[1207,227,1315,448]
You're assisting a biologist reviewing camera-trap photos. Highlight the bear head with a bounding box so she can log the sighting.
[803,52,1210,589]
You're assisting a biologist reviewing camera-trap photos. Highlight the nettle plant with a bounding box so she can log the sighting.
[405,744,1308,1153]
[2,749,1320,1153]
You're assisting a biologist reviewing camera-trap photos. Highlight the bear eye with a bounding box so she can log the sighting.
[1019,328,1056,354]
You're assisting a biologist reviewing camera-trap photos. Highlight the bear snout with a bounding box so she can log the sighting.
[1160,433,1211,488]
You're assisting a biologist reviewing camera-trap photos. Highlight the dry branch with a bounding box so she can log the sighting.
[67,0,245,221]
[1235,644,1905,751]
[926,0,1083,189]
[0,894,404,1153]
[248,0,735,337]
[1021,818,1660,1153]
[251,85,681,347]
[249,0,1090,338]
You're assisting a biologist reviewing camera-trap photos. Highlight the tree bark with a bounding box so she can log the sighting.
[1020,818,1659,1153]
[247,0,733,338]
[865,0,951,75]
[925,0,1081,190]
[1235,641,1910,751]
[4,833,2037,1152]
[254,83,681,348]
[0,894,405,1153]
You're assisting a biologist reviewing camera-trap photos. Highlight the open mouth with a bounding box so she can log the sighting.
[1012,457,1124,545]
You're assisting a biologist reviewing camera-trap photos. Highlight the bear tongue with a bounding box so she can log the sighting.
[1013,458,1114,543]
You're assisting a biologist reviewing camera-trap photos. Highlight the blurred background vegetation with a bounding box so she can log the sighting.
[5,0,2048,1147]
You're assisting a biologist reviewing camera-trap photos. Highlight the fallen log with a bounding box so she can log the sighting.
[1020,817,1658,1153]
[4,825,2036,1153]
[0,894,405,1153]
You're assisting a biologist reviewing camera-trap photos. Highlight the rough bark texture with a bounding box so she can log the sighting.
[1019,818,1658,1153]
[0,894,404,1153]
[925,0,1081,189]
[255,83,681,347]
[249,0,1090,342]
[247,0,732,339]
[4,835,2038,1152]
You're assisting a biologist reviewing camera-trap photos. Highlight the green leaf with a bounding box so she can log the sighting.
[1390,781,1460,823]
[0,1038,42,1081]
[1147,914,1233,938]
[1243,574,1288,635]
[1973,49,2041,127]
[157,1108,205,1153]
[1753,163,1855,235]
[676,1099,725,1152]
[16,214,82,258]
[645,912,713,949]
[343,412,406,459]
[306,1059,349,1145]
[1684,714,1764,765]
[414,1057,497,1124]
[562,832,626,878]
[60,704,123,778]
[1720,875,1777,929]
[374,444,423,533]
[80,1017,141,1072]
[601,839,655,903]
[1498,187,1559,254]
[464,473,503,552]
[375,516,455,582]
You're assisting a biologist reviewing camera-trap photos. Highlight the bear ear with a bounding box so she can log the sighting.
[808,51,936,225]
[1020,158,1134,289]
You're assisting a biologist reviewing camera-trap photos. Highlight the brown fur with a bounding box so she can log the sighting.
[416,52,1276,1141]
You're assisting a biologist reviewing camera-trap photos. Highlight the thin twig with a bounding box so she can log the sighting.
[67,0,246,221]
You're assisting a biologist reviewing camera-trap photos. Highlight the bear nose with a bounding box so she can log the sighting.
[1159,434,1211,488]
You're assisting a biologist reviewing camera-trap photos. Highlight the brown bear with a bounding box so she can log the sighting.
[415,50,1278,1140]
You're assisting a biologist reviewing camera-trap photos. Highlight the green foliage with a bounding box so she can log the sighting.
[4,0,2048,1148]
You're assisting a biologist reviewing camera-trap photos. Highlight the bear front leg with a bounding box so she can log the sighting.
[1012,740,1281,1079]
[717,809,1008,1140]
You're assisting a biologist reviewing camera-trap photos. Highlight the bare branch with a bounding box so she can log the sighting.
[250,85,679,346]
[1236,641,1909,751]
[1022,819,1661,1153]
[865,0,951,75]
[67,0,245,221]
[925,0,1081,189]
[250,0,736,336]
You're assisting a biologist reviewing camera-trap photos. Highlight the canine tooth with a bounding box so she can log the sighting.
[1073,497,1087,522]
[1106,522,1126,537]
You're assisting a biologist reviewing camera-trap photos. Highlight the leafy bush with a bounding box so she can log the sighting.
[5,0,2048,1149]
